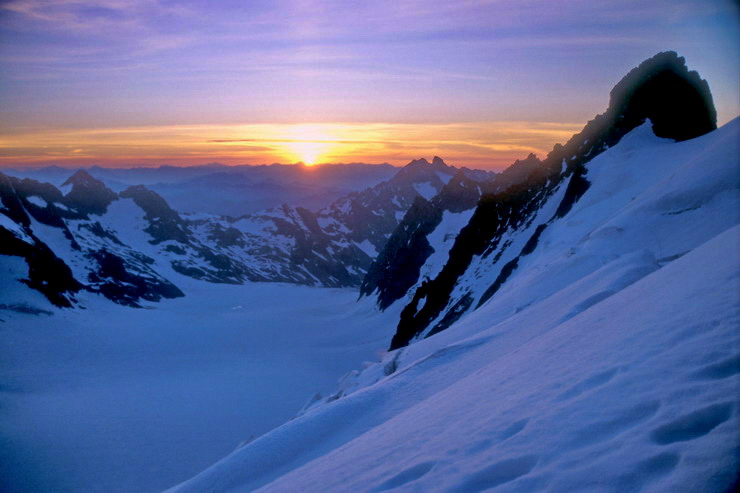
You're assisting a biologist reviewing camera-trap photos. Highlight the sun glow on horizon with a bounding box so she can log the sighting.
[281,125,336,166]
[0,121,585,170]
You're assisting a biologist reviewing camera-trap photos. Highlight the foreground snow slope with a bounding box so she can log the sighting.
[171,122,739,492]
[0,283,401,493]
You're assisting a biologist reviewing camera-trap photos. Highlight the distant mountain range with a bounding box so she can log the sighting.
[0,155,496,309]
[3,163,404,216]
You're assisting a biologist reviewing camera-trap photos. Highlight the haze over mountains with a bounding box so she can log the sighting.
[1,52,738,493]
[3,162,401,216]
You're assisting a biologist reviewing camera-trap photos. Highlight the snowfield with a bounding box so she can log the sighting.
[169,121,740,492]
[0,282,401,493]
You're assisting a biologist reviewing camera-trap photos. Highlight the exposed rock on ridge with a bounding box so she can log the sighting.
[386,51,718,349]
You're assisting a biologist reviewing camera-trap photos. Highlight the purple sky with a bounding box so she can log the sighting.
[0,0,737,168]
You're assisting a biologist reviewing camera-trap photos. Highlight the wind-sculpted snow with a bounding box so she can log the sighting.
[170,117,739,493]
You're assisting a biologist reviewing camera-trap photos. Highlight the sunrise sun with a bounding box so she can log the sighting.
[282,125,335,166]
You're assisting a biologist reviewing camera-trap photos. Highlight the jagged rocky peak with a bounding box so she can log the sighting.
[62,169,102,189]
[607,51,716,141]
[430,156,450,170]
[405,156,452,172]
[513,153,540,167]
[61,169,117,215]
[392,156,456,186]
[408,157,430,166]
[408,156,453,172]
[489,152,543,192]
[540,51,717,179]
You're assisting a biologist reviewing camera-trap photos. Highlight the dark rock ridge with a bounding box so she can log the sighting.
[386,51,717,349]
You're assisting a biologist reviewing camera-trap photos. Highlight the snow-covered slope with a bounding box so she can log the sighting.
[0,282,404,493]
[170,119,739,493]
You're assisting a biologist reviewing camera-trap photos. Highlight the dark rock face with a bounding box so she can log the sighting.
[206,223,245,248]
[0,173,83,307]
[537,51,716,180]
[88,249,184,307]
[120,185,190,244]
[387,51,717,349]
[360,169,492,309]
[0,173,32,227]
[0,226,83,307]
[362,197,444,310]
[62,170,118,216]
[608,51,716,141]
[390,176,549,349]
[435,171,486,213]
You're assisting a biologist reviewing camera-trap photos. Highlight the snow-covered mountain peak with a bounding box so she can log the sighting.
[60,169,118,216]
[61,169,101,189]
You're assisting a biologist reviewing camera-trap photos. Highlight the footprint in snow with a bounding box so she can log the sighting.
[650,402,733,445]
[566,400,661,450]
[497,418,529,441]
[373,461,436,492]
[690,354,740,381]
[463,418,530,455]
[611,452,680,493]
[555,367,620,402]
[448,455,539,492]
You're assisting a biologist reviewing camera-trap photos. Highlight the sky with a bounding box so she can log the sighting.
[0,0,737,170]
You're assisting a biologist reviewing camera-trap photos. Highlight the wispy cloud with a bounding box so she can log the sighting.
[0,0,737,136]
